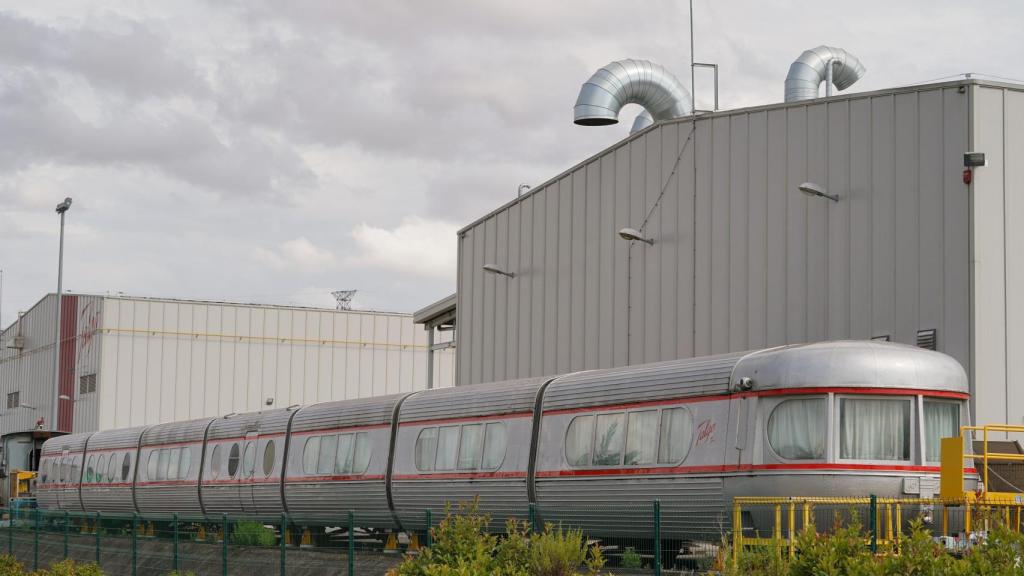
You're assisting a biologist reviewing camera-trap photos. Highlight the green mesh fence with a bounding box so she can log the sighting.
[0,501,706,575]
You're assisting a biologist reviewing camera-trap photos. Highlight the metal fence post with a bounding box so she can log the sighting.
[280,514,287,576]
[173,513,179,572]
[33,509,39,572]
[95,512,101,565]
[869,495,877,554]
[653,500,662,576]
[131,513,138,576]
[64,510,69,559]
[426,509,433,547]
[8,507,13,555]
[528,502,537,533]
[348,511,355,576]
[222,514,229,576]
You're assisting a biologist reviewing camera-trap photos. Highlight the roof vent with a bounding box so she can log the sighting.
[784,46,866,102]
[574,59,691,131]
[916,329,937,351]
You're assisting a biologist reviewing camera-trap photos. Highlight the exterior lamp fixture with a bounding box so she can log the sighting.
[482,264,515,278]
[798,182,838,202]
[618,227,654,245]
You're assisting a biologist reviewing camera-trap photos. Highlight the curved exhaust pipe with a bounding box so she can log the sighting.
[629,110,654,134]
[784,46,866,102]
[574,59,691,130]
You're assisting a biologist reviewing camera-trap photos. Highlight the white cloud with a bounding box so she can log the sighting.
[351,217,458,279]
[252,237,336,271]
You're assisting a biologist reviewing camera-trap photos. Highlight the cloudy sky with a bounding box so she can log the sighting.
[1,0,1020,327]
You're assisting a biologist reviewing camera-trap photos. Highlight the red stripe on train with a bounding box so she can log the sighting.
[393,471,527,480]
[543,387,967,415]
[536,464,978,477]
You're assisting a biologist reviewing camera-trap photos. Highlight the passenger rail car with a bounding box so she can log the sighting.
[37,341,971,540]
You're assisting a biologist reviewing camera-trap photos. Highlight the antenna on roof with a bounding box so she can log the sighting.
[331,290,357,310]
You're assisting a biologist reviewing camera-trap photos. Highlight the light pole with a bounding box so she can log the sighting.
[51,197,72,433]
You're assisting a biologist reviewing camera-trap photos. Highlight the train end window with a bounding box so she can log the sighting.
[210,445,223,480]
[593,413,625,466]
[435,426,459,471]
[262,441,275,477]
[353,433,371,475]
[302,437,320,475]
[317,435,338,475]
[658,408,693,464]
[243,441,256,478]
[121,453,131,482]
[767,398,826,460]
[457,424,484,470]
[228,443,240,478]
[924,401,960,462]
[415,428,438,472]
[566,416,594,467]
[179,447,191,479]
[482,423,507,470]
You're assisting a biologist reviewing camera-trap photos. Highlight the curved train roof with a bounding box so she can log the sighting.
[400,376,550,422]
[734,340,969,394]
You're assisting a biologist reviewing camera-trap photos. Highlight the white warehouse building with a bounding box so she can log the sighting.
[0,293,454,477]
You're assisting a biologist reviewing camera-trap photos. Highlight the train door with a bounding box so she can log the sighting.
[239,431,258,513]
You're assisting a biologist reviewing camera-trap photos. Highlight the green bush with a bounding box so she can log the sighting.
[388,499,607,576]
[0,557,105,576]
[619,547,642,569]
[231,521,276,547]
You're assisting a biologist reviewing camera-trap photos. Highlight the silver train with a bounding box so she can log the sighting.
[37,341,970,540]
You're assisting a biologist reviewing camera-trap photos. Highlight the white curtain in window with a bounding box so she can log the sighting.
[924,402,960,462]
[436,426,459,470]
[840,398,911,460]
[658,408,693,464]
[565,416,594,466]
[625,411,658,465]
[768,399,826,460]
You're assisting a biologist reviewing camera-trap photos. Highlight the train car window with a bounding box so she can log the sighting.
[335,434,354,474]
[317,435,338,475]
[262,441,275,477]
[415,428,438,472]
[109,456,118,484]
[435,426,459,471]
[72,456,82,484]
[121,453,131,482]
[768,399,826,460]
[168,448,181,480]
[840,398,911,461]
[302,437,320,475]
[85,455,95,483]
[924,401,960,462]
[594,413,625,466]
[228,443,240,478]
[210,445,223,479]
[146,451,157,481]
[625,411,658,465]
[458,424,484,470]
[157,449,171,480]
[353,432,371,475]
[96,455,107,483]
[658,408,693,464]
[179,447,191,479]
[243,441,256,477]
[482,423,507,470]
[566,416,594,466]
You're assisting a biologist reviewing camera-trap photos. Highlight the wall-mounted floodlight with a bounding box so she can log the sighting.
[798,182,839,202]
[618,227,654,245]
[482,264,515,278]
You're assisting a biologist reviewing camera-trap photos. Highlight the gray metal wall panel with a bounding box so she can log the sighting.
[1004,89,1024,428]
[457,84,974,395]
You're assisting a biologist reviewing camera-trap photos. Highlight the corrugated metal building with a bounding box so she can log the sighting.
[455,79,1024,429]
[0,294,455,438]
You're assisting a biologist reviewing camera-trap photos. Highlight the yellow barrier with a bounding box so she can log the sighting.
[731,495,1024,566]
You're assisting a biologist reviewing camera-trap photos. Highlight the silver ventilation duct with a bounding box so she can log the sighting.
[574,59,691,128]
[784,46,866,102]
[630,110,654,134]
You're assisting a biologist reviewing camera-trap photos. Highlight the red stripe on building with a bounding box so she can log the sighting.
[57,294,78,432]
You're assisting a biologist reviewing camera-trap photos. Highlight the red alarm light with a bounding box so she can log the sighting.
[963,169,972,185]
